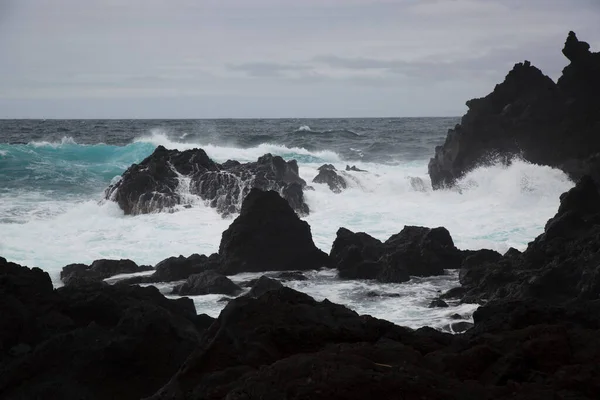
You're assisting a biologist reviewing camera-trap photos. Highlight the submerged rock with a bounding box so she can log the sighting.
[428,32,600,189]
[346,165,367,172]
[218,189,329,275]
[312,164,347,193]
[105,146,310,216]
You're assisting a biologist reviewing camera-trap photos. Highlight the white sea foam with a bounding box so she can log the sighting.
[297,125,312,132]
[0,137,574,328]
[28,136,80,148]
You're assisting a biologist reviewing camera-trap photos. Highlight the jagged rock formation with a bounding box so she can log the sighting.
[429,31,600,189]
[105,146,309,216]
[457,175,600,304]
[312,164,347,193]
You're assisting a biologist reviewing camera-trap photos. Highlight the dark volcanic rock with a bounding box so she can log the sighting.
[147,286,600,400]
[330,226,467,283]
[458,176,600,304]
[312,164,347,193]
[346,165,367,172]
[218,189,329,275]
[428,32,600,189]
[60,259,151,286]
[172,271,242,296]
[105,146,310,216]
[429,299,449,308]
[0,259,203,400]
[117,253,221,285]
[243,276,284,299]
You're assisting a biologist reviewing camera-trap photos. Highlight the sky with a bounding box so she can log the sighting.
[0,0,599,118]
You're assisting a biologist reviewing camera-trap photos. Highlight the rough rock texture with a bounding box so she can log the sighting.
[118,253,221,285]
[60,259,152,286]
[4,258,600,399]
[148,287,600,400]
[457,176,600,304]
[105,146,309,216]
[429,32,600,189]
[243,276,284,299]
[312,164,347,193]
[172,271,242,296]
[218,189,329,275]
[330,226,467,283]
[0,259,203,400]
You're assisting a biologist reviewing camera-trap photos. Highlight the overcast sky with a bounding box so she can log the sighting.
[1,0,599,118]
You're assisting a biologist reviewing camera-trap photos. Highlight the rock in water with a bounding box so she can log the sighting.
[172,271,242,296]
[458,176,600,304]
[60,259,152,286]
[428,32,600,189]
[104,146,309,216]
[330,226,467,283]
[243,276,284,298]
[218,189,329,275]
[312,164,347,193]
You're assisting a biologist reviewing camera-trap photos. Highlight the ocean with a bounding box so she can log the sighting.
[0,118,574,330]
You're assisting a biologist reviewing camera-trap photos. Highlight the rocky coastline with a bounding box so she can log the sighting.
[2,31,600,399]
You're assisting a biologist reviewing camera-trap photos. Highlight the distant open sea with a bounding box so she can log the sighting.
[0,118,573,329]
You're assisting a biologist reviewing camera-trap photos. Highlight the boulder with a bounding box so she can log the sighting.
[312,164,347,193]
[0,260,203,400]
[243,276,284,299]
[60,259,151,286]
[429,299,449,308]
[330,226,468,283]
[428,32,600,189]
[104,146,310,216]
[172,271,242,296]
[218,189,329,275]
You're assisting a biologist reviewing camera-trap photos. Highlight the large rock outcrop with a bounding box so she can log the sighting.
[148,287,600,400]
[429,31,600,189]
[105,146,309,216]
[330,226,468,283]
[0,258,206,400]
[218,189,329,275]
[456,175,600,304]
[4,257,600,399]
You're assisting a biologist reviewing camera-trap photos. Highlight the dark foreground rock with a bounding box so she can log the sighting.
[457,175,600,304]
[105,146,310,216]
[172,271,242,296]
[330,226,468,283]
[243,276,284,298]
[218,189,329,275]
[428,32,600,189]
[0,258,203,400]
[312,164,347,193]
[4,257,600,400]
[60,259,152,286]
[148,286,600,400]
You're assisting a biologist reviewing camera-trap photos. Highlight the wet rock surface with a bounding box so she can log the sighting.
[428,32,600,189]
[105,146,310,216]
